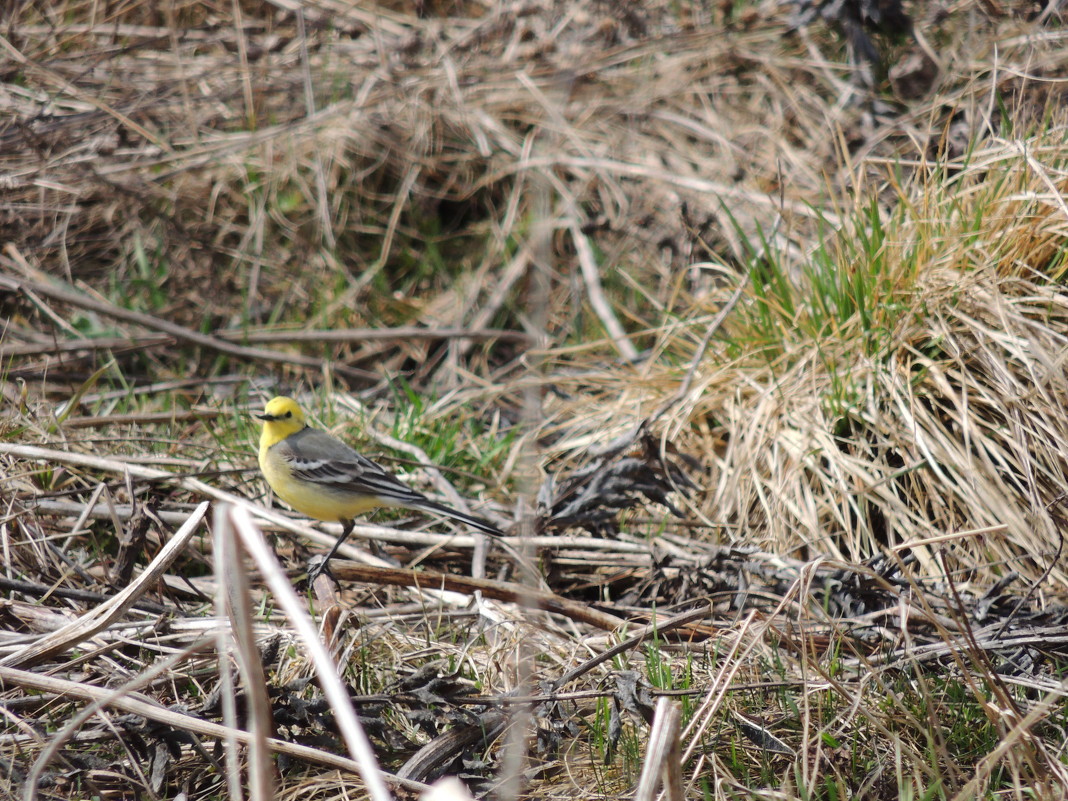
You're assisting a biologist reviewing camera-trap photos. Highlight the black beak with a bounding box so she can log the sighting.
[255,412,276,421]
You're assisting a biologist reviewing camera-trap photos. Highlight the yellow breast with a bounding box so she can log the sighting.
[259,443,382,523]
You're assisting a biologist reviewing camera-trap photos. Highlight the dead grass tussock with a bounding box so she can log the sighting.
[536,127,1068,589]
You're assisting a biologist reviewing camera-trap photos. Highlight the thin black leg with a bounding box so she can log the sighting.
[308,518,354,583]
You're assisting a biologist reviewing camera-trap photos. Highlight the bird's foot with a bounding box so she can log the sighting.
[306,554,337,587]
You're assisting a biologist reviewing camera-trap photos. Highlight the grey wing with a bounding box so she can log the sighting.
[280,427,430,505]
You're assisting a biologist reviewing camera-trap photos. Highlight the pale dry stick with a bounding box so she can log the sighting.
[222,503,394,801]
[3,442,666,605]
[67,481,108,551]
[0,501,209,668]
[0,267,376,383]
[216,624,243,801]
[31,499,215,529]
[490,184,554,801]
[215,504,274,801]
[634,698,683,801]
[568,221,641,363]
[0,662,431,793]
[890,524,1008,553]
[860,626,1068,670]
[266,0,412,36]
[649,110,740,155]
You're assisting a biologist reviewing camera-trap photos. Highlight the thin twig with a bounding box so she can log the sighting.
[634,698,684,801]
[224,504,396,801]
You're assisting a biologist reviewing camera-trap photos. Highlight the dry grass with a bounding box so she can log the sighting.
[4,0,1068,799]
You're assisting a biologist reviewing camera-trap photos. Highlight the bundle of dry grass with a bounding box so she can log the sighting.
[544,132,1068,584]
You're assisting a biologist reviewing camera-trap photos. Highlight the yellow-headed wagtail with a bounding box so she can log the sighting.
[256,396,501,573]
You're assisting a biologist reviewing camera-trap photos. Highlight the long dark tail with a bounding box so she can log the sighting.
[417,499,503,536]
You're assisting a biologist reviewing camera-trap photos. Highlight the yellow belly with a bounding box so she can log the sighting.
[259,451,382,523]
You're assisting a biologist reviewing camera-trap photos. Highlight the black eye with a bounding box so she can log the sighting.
[284,411,292,418]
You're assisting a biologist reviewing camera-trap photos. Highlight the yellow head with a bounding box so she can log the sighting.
[256,396,307,448]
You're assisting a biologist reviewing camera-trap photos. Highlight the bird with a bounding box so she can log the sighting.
[256,396,502,576]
